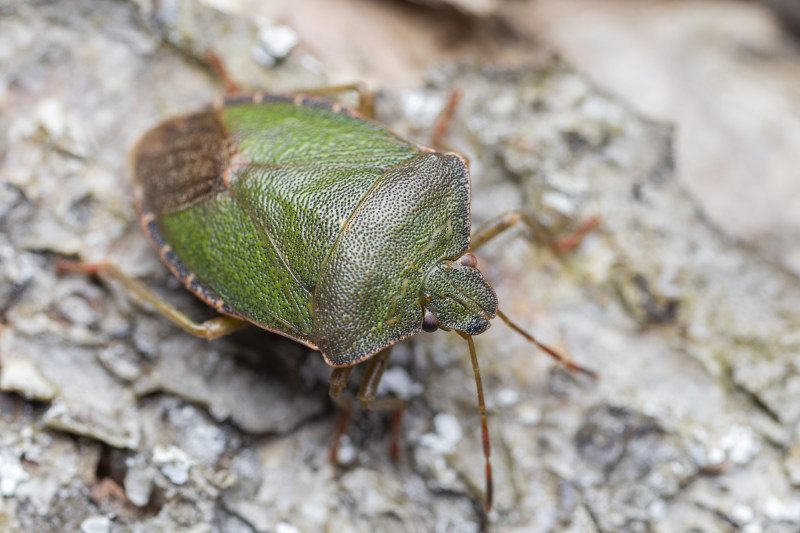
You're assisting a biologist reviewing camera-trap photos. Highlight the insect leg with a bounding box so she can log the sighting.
[355,348,406,460]
[356,347,393,408]
[328,351,406,463]
[56,260,248,339]
[299,83,376,118]
[431,89,462,153]
[204,51,240,94]
[469,210,600,254]
[328,366,354,408]
[328,366,355,464]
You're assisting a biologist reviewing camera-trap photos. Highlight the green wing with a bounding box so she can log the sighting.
[158,192,316,342]
[223,101,419,166]
[222,101,423,289]
[153,98,424,347]
[226,164,385,290]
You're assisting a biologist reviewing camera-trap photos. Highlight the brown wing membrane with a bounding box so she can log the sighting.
[133,110,235,215]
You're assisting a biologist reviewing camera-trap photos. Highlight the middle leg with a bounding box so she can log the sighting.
[470,210,600,254]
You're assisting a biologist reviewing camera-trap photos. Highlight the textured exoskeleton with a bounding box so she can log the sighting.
[133,94,498,367]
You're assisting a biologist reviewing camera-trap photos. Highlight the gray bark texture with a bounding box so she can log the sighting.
[1,1,799,532]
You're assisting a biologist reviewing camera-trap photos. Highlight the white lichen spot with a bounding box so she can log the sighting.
[124,455,153,507]
[742,523,764,533]
[34,98,91,158]
[541,189,580,217]
[200,0,236,12]
[420,413,463,454]
[36,99,67,138]
[299,53,322,74]
[251,18,298,68]
[706,447,726,467]
[336,435,357,466]
[731,503,755,525]
[401,90,446,125]
[153,445,193,485]
[59,295,99,327]
[517,404,542,427]
[376,367,423,398]
[0,449,29,496]
[486,89,517,117]
[275,522,302,533]
[96,345,141,382]
[0,356,56,401]
[763,496,800,523]
[496,388,519,407]
[721,425,759,465]
[80,515,111,533]
[647,498,666,519]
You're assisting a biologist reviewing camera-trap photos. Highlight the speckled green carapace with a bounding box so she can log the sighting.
[133,93,498,367]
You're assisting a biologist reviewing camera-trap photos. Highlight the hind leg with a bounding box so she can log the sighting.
[57,260,248,339]
[327,347,405,462]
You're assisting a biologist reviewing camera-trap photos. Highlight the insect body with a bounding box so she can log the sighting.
[57,90,596,510]
[132,94,497,367]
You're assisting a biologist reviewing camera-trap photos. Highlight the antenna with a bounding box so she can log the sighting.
[496,309,596,378]
[456,330,494,511]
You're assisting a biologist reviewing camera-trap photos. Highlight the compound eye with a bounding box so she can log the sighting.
[422,308,439,332]
[456,252,478,268]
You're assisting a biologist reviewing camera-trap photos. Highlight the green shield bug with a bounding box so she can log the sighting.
[66,87,596,510]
